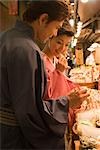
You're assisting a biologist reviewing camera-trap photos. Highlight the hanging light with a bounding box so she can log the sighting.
[81,0,89,3]
[74,21,83,38]
[69,18,74,27]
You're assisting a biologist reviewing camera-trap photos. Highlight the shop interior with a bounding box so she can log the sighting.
[0,0,100,149]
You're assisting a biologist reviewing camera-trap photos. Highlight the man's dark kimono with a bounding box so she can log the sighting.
[0,20,69,149]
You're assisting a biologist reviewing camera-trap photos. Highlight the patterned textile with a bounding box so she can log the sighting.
[8,0,18,15]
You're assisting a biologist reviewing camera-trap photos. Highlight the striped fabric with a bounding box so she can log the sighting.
[0,107,18,126]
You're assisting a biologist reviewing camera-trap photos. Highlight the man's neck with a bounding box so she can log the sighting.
[43,45,54,61]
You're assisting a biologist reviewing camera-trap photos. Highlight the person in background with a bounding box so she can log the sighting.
[85,50,96,66]
[0,1,89,150]
[67,50,76,72]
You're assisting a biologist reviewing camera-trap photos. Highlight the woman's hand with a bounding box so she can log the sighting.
[56,54,68,72]
[67,88,90,109]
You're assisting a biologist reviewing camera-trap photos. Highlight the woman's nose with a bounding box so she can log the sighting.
[61,45,66,51]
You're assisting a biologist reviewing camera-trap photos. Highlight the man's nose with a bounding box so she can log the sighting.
[53,30,58,37]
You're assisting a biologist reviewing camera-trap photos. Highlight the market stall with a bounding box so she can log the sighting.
[0,0,100,150]
[66,0,100,149]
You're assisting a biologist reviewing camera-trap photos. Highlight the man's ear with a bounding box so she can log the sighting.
[39,13,48,25]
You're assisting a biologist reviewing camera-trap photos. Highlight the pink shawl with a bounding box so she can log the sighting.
[42,53,77,100]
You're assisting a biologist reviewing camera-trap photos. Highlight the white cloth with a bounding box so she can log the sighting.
[86,53,95,66]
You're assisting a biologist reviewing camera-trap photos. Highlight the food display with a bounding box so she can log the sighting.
[70,64,100,149]
[69,65,99,84]
[73,88,100,149]
[84,88,100,103]
[75,109,100,149]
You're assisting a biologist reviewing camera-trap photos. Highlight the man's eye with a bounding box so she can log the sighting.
[56,26,60,30]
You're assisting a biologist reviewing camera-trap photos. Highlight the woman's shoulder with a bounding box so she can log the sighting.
[41,52,55,71]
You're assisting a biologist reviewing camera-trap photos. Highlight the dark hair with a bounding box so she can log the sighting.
[23,1,68,23]
[57,28,74,37]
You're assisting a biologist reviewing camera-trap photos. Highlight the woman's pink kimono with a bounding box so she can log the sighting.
[42,52,78,127]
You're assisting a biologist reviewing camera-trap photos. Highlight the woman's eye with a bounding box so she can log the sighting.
[66,44,68,47]
[66,43,70,47]
[57,41,62,45]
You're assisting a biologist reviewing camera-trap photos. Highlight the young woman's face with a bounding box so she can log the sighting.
[49,35,72,57]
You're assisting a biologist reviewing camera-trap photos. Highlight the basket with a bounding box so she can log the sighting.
[77,82,98,89]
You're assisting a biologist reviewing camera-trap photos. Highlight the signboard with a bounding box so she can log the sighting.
[75,49,84,65]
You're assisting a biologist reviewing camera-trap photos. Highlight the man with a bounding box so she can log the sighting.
[0,1,89,149]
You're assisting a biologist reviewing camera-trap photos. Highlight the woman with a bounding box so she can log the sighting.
[42,27,78,100]
[42,27,82,128]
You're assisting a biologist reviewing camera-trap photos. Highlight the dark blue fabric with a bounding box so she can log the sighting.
[0,20,69,149]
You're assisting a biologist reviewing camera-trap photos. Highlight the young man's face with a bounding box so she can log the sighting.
[36,14,64,43]
[39,21,64,43]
